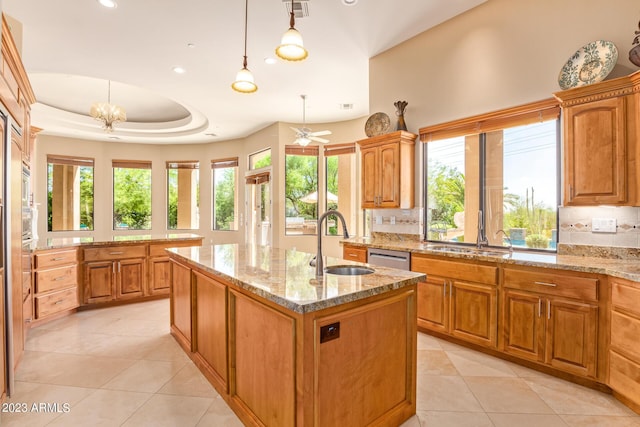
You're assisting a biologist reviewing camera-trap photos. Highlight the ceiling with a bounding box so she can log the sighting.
[3,0,486,144]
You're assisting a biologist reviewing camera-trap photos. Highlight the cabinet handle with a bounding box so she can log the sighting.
[51,257,66,261]
[54,300,63,305]
[534,281,557,287]
[348,254,358,258]
[538,298,541,318]
[109,251,124,255]
[53,276,65,281]
[547,300,551,320]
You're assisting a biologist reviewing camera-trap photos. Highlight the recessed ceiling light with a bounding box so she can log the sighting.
[340,103,354,110]
[173,66,186,74]
[187,43,195,48]
[98,0,118,9]
[108,136,120,140]
[342,0,358,5]
[264,57,277,65]
[205,132,218,137]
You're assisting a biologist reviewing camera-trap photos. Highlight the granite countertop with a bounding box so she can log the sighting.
[342,237,640,283]
[30,233,203,251]
[167,244,425,314]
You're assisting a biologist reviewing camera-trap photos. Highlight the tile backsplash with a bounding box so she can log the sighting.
[559,206,640,248]
[370,208,423,235]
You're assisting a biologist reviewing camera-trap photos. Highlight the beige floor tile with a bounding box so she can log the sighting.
[196,396,245,427]
[525,376,637,416]
[446,349,518,377]
[488,413,569,427]
[417,350,459,376]
[415,410,494,427]
[416,375,484,412]
[561,415,640,426]
[157,362,219,398]
[92,317,170,337]
[101,359,188,393]
[123,394,213,427]
[15,351,137,388]
[46,389,152,427]
[0,381,94,427]
[465,376,554,414]
[417,332,444,350]
[140,334,192,363]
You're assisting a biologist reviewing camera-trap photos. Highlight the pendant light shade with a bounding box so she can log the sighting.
[276,0,308,61]
[232,0,257,93]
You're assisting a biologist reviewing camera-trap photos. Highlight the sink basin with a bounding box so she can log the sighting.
[428,245,510,257]
[324,265,375,276]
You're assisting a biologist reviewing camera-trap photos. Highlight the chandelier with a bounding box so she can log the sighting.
[89,80,127,132]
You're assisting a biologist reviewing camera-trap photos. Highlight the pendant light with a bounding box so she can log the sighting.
[232,0,257,93]
[275,0,308,61]
[89,80,127,132]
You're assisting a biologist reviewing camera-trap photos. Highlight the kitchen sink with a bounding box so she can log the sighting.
[428,245,510,257]
[324,265,375,276]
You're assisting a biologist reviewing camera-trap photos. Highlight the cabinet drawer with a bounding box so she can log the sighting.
[35,265,77,293]
[611,311,640,362]
[503,268,598,301]
[412,255,497,285]
[34,249,78,269]
[149,240,199,257]
[343,245,367,263]
[609,350,640,406]
[612,280,640,318]
[84,245,146,261]
[35,287,78,319]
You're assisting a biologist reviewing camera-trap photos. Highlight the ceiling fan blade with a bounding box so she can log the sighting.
[290,126,303,134]
[309,130,331,137]
[310,136,330,143]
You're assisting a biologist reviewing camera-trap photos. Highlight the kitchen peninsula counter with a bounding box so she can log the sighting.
[167,244,425,427]
[29,233,203,251]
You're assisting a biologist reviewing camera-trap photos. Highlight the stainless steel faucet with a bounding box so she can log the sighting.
[311,210,349,277]
[495,229,513,254]
[476,210,488,249]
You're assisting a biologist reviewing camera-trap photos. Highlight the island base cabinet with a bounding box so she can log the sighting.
[170,260,192,351]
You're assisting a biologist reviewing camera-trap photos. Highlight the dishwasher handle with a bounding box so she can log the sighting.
[368,252,410,262]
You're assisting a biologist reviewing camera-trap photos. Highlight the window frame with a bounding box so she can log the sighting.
[112,159,153,231]
[166,160,200,231]
[284,145,319,236]
[211,157,239,231]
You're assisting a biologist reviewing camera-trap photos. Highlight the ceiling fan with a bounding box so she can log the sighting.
[291,94,331,146]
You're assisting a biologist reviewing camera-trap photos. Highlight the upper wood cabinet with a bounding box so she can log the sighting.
[554,71,640,206]
[357,131,416,209]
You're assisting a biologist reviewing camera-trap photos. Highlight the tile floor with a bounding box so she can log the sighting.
[1,299,639,426]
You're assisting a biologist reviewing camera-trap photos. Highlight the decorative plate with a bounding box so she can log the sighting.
[558,40,618,89]
[365,112,391,137]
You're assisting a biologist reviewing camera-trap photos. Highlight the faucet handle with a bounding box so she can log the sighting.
[309,255,317,267]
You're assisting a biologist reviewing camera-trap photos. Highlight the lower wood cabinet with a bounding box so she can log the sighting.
[412,254,498,348]
[149,240,199,296]
[342,244,367,263]
[502,267,599,378]
[33,248,79,322]
[170,259,192,351]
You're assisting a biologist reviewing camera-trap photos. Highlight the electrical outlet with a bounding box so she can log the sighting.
[592,217,616,233]
[390,216,396,225]
[375,216,382,225]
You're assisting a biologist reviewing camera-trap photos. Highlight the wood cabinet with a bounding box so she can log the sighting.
[342,244,367,263]
[33,248,79,322]
[170,259,193,352]
[502,267,599,378]
[148,240,199,296]
[412,254,498,348]
[609,278,640,412]
[82,245,146,304]
[554,71,640,206]
[357,131,416,209]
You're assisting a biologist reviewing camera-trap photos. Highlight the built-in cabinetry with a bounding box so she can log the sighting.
[412,254,498,348]
[33,248,79,322]
[148,240,199,296]
[169,258,193,351]
[502,267,600,378]
[356,131,416,209]
[83,245,146,304]
[342,244,367,263]
[609,277,640,412]
[554,71,640,206]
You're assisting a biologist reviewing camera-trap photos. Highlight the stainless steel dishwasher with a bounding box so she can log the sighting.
[366,248,411,270]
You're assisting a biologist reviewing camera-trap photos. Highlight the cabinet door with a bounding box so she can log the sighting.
[170,259,192,349]
[378,142,400,208]
[360,146,378,208]
[194,271,228,390]
[117,258,145,299]
[545,297,598,377]
[450,280,497,348]
[502,289,545,363]
[417,275,449,333]
[149,257,171,295]
[83,261,115,304]
[564,96,627,205]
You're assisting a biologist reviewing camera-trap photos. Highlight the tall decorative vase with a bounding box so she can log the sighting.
[394,100,408,131]
[630,20,640,67]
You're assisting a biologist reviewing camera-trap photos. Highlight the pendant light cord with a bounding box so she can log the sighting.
[242,0,249,68]
[289,0,295,28]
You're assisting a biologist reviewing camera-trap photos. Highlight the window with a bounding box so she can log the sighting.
[422,100,560,251]
[324,143,356,236]
[249,148,271,169]
[47,155,94,231]
[212,158,238,231]
[167,161,199,230]
[113,160,152,230]
[285,145,318,235]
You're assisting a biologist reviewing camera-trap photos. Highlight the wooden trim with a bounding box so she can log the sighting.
[211,157,239,168]
[245,171,270,185]
[285,145,319,156]
[2,14,35,104]
[47,154,95,167]
[112,159,152,169]
[323,143,356,156]
[419,98,559,142]
[166,160,199,169]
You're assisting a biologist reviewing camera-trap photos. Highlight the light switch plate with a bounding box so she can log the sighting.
[592,217,616,233]
[390,216,396,225]
[375,216,382,225]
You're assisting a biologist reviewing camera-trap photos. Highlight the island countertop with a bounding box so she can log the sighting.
[167,243,425,313]
[29,233,203,251]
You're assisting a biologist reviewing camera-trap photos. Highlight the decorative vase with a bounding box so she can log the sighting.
[393,100,408,131]
[630,20,640,67]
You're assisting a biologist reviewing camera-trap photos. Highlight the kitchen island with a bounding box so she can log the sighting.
[167,244,425,427]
